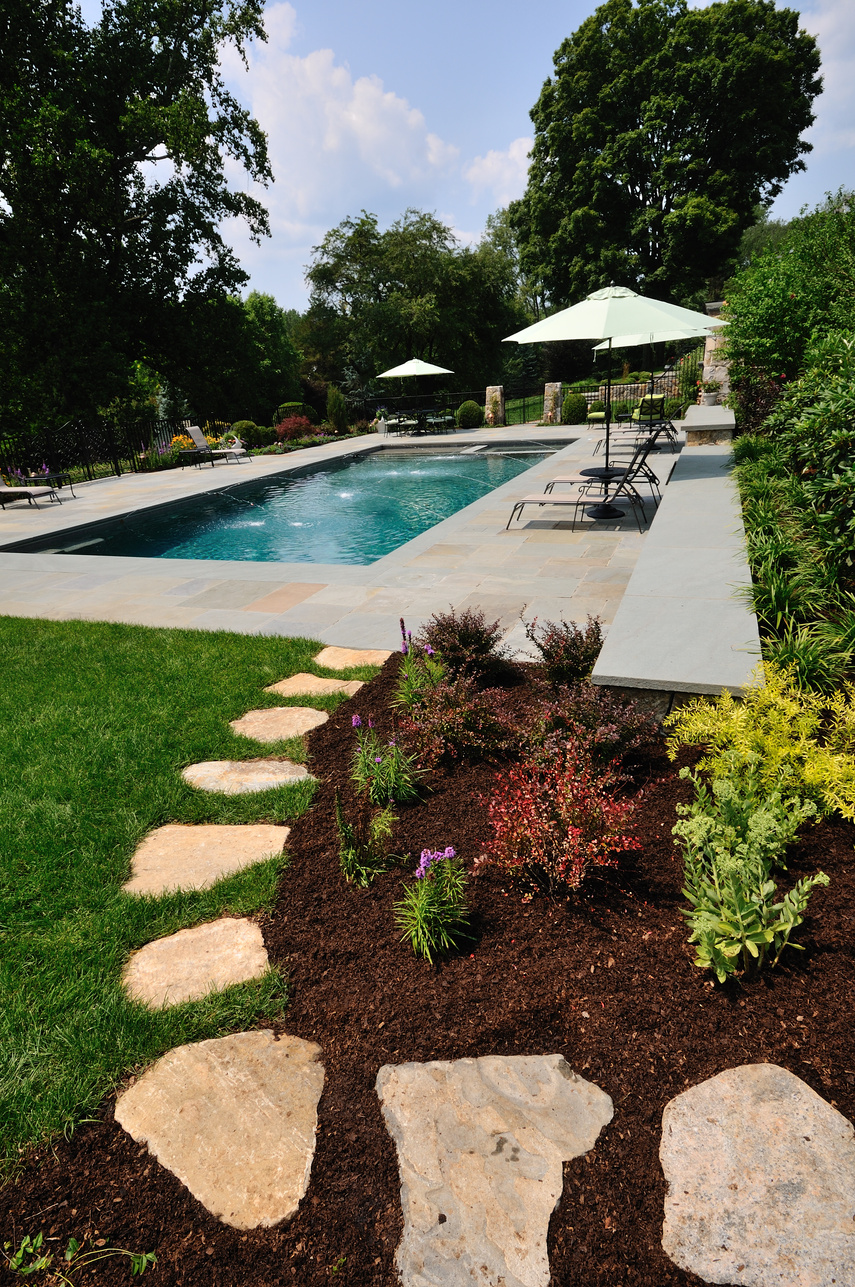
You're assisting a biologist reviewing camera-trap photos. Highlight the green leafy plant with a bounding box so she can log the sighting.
[665,662,855,821]
[588,399,605,414]
[334,792,396,887]
[522,614,603,685]
[350,715,423,804]
[674,765,825,982]
[456,400,484,428]
[394,847,469,962]
[562,392,588,424]
[3,1233,156,1283]
[392,638,448,711]
[326,386,350,433]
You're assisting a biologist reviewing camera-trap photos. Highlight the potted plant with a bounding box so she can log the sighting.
[698,378,721,405]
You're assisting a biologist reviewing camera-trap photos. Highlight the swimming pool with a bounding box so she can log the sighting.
[30,445,564,565]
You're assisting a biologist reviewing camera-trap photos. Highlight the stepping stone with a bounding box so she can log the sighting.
[265,672,363,698]
[230,706,328,742]
[313,645,392,669]
[182,759,312,794]
[123,824,288,895]
[660,1063,855,1286]
[376,1054,613,1287]
[115,1031,323,1230]
[122,918,269,1008]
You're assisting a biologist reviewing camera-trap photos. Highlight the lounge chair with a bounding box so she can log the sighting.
[185,425,250,466]
[507,435,661,533]
[0,477,62,508]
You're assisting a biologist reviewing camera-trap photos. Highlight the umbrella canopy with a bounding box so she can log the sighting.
[503,285,717,346]
[377,358,454,378]
[504,286,719,471]
[591,321,724,351]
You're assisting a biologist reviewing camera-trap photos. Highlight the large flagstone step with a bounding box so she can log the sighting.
[122,917,269,1008]
[181,759,313,795]
[230,706,328,742]
[123,823,288,895]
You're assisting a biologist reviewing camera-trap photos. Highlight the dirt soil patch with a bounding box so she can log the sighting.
[2,657,855,1286]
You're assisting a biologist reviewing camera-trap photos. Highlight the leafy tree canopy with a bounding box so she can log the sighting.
[723,190,855,425]
[510,0,821,308]
[0,0,271,425]
[301,209,525,392]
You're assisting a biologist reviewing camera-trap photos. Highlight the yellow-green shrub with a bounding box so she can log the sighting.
[665,661,855,821]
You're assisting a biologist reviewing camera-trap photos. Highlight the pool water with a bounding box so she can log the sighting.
[46,446,559,565]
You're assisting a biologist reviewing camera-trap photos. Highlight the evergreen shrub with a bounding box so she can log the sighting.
[456,400,484,428]
[562,393,588,424]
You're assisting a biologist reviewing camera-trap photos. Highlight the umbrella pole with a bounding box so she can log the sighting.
[604,338,612,470]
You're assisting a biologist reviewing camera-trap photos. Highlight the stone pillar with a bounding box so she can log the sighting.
[543,382,562,424]
[485,385,505,426]
[702,301,730,403]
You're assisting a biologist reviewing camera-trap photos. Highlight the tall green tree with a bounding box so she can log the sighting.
[0,0,271,425]
[510,0,821,308]
[302,209,524,391]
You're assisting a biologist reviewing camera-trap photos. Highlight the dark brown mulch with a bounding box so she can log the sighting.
[3,657,855,1287]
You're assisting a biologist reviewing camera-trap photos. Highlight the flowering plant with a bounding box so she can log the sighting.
[350,714,423,804]
[395,846,469,962]
[698,379,721,393]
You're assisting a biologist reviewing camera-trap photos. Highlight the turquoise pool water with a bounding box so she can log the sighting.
[42,446,560,565]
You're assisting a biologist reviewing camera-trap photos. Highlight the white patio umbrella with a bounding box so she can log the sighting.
[504,286,718,474]
[377,358,454,378]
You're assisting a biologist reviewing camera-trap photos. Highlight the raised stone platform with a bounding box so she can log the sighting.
[680,403,736,446]
[591,444,761,712]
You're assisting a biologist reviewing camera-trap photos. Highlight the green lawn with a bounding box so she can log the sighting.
[0,617,376,1170]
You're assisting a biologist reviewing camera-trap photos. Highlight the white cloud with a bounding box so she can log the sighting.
[463,136,532,206]
[219,3,459,248]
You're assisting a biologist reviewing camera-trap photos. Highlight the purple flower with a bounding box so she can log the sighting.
[415,846,455,879]
[374,755,382,763]
[425,644,434,657]
[352,714,362,728]
[368,716,375,729]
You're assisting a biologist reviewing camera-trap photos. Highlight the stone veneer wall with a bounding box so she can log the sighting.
[543,382,562,424]
[485,385,505,426]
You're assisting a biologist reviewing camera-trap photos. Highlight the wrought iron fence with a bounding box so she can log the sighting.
[0,417,233,482]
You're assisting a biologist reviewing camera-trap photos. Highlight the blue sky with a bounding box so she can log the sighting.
[78,0,855,309]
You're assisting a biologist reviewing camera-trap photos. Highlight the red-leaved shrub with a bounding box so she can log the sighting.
[400,673,519,766]
[476,747,640,895]
[275,415,315,442]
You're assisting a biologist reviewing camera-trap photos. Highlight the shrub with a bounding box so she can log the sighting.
[665,662,855,821]
[588,399,605,413]
[415,606,508,681]
[326,386,350,433]
[334,793,396,887]
[231,420,256,436]
[674,766,825,982]
[537,681,660,767]
[613,399,631,417]
[456,400,484,429]
[401,672,519,766]
[276,400,319,425]
[351,714,423,805]
[562,393,588,424]
[664,397,683,420]
[477,746,640,896]
[523,615,602,685]
[275,415,314,442]
[395,848,469,962]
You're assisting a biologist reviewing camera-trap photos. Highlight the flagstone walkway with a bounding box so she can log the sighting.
[110,648,855,1285]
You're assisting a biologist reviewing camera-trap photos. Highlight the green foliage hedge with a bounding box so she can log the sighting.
[456,400,484,428]
[562,393,588,424]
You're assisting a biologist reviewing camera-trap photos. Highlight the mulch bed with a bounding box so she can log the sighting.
[3,656,855,1286]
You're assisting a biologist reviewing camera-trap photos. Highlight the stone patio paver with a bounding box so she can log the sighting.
[377,1054,613,1287]
[313,645,392,669]
[122,917,268,1007]
[115,1031,323,1229]
[123,823,288,894]
[182,759,312,794]
[265,672,363,698]
[660,1063,855,1286]
[230,706,328,742]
